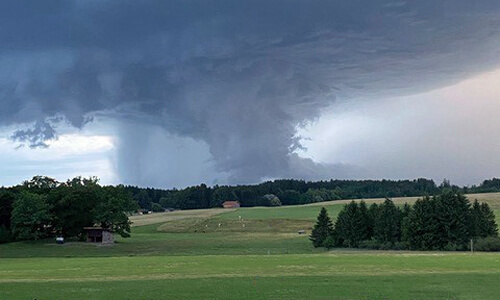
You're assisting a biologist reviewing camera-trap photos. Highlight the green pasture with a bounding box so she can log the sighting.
[1,193,500,299]
[217,204,341,220]
[1,253,500,299]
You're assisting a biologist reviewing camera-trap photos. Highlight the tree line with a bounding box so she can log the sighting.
[0,176,137,243]
[310,191,499,251]
[125,177,500,211]
[2,175,500,244]
[126,178,442,210]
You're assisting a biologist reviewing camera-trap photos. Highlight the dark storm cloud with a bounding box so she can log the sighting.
[2,0,500,184]
[11,120,57,149]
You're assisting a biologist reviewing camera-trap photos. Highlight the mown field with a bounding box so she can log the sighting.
[1,193,500,299]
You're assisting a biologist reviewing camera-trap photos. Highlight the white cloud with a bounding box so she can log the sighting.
[0,127,117,186]
[298,69,500,186]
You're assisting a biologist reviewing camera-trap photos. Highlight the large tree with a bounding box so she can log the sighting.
[373,198,401,244]
[47,179,137,240]
[93,186,137,238]
[333,201,367,248]
[11,192,51,240]
[47,181,101,238]
[310,207,333,248]
[359,201,373,241]
[406,196,439,250]
[400,203,413,247]
[470,200,498,238]
[434,191,471,249]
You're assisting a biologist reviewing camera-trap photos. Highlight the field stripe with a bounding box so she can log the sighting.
[2,269,500,283]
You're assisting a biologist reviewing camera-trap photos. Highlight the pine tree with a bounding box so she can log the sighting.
[310,207,333,248]
[434,191,471,250]
[480,203,498,237]
[373,198,401,245]
[407,196,438,250]
[400,203,413,247]
[368,203,379,227]
[333,201,367,247]
[470,200,484,238]
[470,200,498,239]
[359,201,372,240]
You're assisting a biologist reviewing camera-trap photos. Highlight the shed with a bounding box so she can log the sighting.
[222,201,240,208]
[83,227,114,244]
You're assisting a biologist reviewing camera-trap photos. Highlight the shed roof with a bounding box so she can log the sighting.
[223,201,240,205]
[83,227,112,231]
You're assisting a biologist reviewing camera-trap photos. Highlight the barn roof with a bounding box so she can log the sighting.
[223,201,240,205]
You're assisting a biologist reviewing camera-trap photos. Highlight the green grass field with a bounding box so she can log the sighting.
[2,253,500,299]
[1,193,500,299]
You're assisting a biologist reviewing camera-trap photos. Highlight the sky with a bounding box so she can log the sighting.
[1,0,500,188]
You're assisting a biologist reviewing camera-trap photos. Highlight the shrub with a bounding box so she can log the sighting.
[358,240,381,249]
[151,203,164,212]
[262,194,282,206]
[323,235,337,249]
[473,236,500,252]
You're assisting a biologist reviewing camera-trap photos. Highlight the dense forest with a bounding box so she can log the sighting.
[123,177,500,210]
[310,191,499,251]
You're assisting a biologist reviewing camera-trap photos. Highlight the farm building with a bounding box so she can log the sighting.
[222,201,240,208]
[83,227,114,244]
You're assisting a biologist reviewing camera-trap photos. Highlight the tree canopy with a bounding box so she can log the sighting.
[320,192,498,251]
[0,176,138,243]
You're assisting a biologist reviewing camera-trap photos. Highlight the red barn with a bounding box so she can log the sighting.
[222,201,240,208]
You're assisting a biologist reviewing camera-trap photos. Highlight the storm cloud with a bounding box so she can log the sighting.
[2,0,500,186]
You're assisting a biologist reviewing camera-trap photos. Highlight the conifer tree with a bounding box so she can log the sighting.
[407,196,438,250]
[368,203,379,226]
[471,200,498,238]
[470,200,484,238]
[373,198,401,244]
[333,201,367,247]
[400,203,413,247]
[434,191,470,249]
[310,207,333,247]
[359,201,372,240]
[480,202,498,237]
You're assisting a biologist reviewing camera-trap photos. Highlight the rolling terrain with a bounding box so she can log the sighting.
[1,193,499,299]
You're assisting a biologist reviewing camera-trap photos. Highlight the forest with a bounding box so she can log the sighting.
[125,177,500,210]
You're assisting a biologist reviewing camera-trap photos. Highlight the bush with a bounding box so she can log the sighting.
[323,234,343,249]
[473,236,500,251]
[151,203,164,212]
[262,194,281,206]
[358,240,381,249]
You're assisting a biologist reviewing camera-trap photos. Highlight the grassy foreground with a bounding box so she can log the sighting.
[1,193,500,299]
[1,252,500,299]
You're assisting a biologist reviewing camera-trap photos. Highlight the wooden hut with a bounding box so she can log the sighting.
[83,227,114,244]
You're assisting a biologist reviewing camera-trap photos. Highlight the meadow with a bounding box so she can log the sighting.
[1,193,500,299]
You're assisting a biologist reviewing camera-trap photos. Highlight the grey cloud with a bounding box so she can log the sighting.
[2,0,500,185]
[11,120,58,149]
